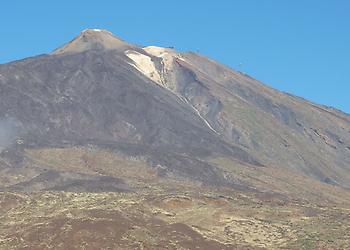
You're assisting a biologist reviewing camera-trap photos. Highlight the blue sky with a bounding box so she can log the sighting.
[1,1,349,113]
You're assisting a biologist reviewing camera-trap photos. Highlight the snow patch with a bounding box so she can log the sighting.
[125,50,162,84]
[82,28,102,33]
[143,46,172,57]
[143,46,177,61]
[143,46,176,84]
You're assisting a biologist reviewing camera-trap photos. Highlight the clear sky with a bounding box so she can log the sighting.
[1,1,349,113]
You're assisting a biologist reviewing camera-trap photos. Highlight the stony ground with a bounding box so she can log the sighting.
[1,147,350,249]
[1,186,350,249]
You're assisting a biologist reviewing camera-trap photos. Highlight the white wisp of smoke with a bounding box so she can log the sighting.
[0,117,19,153]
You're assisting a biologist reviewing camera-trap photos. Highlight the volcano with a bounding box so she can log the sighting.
[0,29,350,249]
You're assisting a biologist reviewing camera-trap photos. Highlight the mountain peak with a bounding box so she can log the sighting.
[80,28,113,36]
[52,29,131,55]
